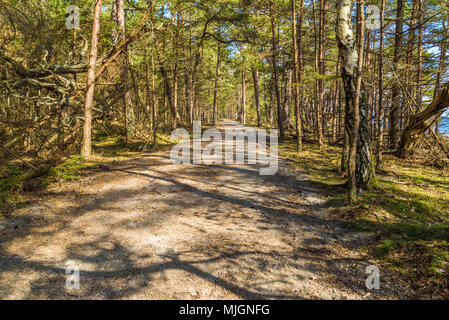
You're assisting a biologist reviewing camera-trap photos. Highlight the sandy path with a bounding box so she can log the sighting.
[0,121,407,299]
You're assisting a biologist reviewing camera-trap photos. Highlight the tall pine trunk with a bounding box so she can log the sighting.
[376,0,386,170]
[212,43,220,125]
[270,0,283,138]
[81,0,102,159]
[389,0,405,150]
[252,68,261,127]
[116,0,134,143]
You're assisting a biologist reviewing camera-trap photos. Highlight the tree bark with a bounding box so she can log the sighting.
[336,0,360,204]
[389,0,405,150]
[241,68,246,124]
[213,43,220,125]
[252,68,261,127]
[317,0,327,146]
[81,0,102,160]
[376,0,386,170]
[416,0,423,111]
[355,0,371,191]
[270,0,283,138]
[116,0,135,143]
[294,0,304,151]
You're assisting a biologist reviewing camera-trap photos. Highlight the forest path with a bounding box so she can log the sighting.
[0,121,407,299]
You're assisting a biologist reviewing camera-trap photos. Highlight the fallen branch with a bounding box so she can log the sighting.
[0,144,38,171]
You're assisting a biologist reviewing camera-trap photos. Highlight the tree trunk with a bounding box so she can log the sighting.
[116,0,135,143]
[389,0,405,150]
[416,0,423,111]
[212,42,220,126]
[376,0,386,170]
[185,66,192,126]
[81,0,102,159]
[336,0,360,204]
[252,68,261,127]
[356,87,371,190]
[294,0,304,151]
[282,69,292,130]
[434,19,447,134]
[241,68,246,124]
[172,22,179,129]
[433,20,447,101]
[312,0,320,144]
[355,0,371,191]
[398,83,449,158]
[270,0,283,138]
[317,0,327,146]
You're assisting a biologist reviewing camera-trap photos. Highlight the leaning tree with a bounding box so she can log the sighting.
[398,83,449,159]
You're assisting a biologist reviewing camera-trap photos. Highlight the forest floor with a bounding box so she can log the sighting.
[0,120,425,300]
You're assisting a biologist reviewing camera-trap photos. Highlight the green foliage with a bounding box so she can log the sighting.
[43,156,86,186]
[376,239,402,257]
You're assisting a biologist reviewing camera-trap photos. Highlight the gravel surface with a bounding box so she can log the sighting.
[0,121,410,299]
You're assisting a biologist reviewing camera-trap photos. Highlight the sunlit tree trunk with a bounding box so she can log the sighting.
[317,0,327,146]
[389,0,405,150]
[376,0,386,170]
[312,0,320,144]
[241,68,246,124]
[270,0,283,138]
[213,42,220,125]
[294,0,304,151]
[252,68,261,127]
[81,0,102,159]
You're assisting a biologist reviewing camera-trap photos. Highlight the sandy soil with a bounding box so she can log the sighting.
[0,121,409,299]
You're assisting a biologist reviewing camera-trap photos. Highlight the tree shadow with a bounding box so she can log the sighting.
[0,143,404,299]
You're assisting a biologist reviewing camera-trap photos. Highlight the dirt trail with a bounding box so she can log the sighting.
[0,121,408,299]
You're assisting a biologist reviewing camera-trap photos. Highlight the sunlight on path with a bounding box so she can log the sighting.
[0,121,406,300]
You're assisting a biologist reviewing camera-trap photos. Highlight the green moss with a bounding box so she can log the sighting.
[376,239,402,256]
[43,155,86,186]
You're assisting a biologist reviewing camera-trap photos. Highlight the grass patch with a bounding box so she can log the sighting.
[279,138,449,298]
[42,155,87,186]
